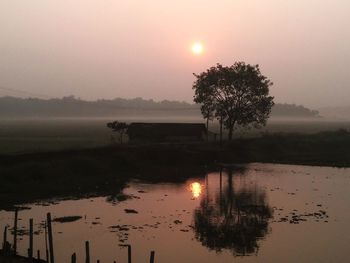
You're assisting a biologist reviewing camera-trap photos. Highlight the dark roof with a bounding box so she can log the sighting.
[127,123,206,139]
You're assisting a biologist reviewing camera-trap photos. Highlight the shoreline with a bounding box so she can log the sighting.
[1,131,350,208]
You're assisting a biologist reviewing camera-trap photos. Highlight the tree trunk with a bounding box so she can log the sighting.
[206,117,209,141]
[228,125,234,140]
[219,116,223,143]
[228,119,235,141]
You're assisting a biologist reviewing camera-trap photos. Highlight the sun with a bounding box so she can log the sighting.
[191,42,203,55]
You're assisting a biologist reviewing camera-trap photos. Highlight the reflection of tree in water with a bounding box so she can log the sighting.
[194,168,272,256]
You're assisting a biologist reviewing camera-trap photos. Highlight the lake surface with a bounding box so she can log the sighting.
[1,163,350,262]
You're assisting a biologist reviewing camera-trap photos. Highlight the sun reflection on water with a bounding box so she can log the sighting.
[190,182,202,199]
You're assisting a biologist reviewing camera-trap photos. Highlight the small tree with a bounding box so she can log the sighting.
[193,62,274,140]
[107,121,129,144]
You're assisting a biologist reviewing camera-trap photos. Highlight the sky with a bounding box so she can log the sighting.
[0,0,350,108]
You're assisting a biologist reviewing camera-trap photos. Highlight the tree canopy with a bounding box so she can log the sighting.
[193,62,274,140]
[107,121,129,144]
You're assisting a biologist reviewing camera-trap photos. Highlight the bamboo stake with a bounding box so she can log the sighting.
[127,245,131,263]
[13,208,18,255]
[29,218,33,261]
[47,213,55,263]
[71,253,76,263]
[44,222,49,263]
[150,251,155,263]
[85,241,90,263]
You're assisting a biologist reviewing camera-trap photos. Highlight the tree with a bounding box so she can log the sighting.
[194,168,272,255]
[193,62,274,140]
[107,121,129,144]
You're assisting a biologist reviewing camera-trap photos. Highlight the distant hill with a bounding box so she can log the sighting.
[0,96,320,118]
[271,103,320,118]
[318,107,350,120]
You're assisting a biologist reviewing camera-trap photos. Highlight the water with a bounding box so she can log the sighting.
[1,163,350,262]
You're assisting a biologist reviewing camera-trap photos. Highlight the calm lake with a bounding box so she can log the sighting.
[1,163,350,262]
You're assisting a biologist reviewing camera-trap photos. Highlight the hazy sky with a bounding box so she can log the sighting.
[1,0,349,108]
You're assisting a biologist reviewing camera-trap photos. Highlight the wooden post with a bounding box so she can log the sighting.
[37,250,41,260]
[85,241,90,263]
[44,222,49,263]
[127,244,131,263]
[29,218,33,261]
[2,226,7,251]
[13,208,18,255]
[47,213,55,263]
[71,253,76,263]
[150,251,155,263]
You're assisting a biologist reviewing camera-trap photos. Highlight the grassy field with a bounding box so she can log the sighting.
[0,118,111,154]
[1,129,350,209]
[0,116,349,208]
[0,117,349,154]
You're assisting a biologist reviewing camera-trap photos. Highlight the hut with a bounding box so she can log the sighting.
[127,123,206,142]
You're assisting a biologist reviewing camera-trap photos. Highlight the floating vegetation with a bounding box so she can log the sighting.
[274,209,329,224]
[124,209,138,214]
[53,216,82,223]
[109,225,130,231]
[107,193,140,204]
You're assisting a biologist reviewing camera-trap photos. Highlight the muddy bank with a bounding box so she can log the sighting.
[0,143,210,209]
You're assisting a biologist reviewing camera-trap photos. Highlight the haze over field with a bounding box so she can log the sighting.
[0,96,321,119]
[1,0,350,108]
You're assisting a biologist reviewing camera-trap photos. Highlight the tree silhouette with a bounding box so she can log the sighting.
[193,169,272,256]
[107,121,129,144]
[193,62,274,140]
[200,101,215,140]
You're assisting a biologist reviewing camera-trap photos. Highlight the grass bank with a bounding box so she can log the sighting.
[1,130,349,208]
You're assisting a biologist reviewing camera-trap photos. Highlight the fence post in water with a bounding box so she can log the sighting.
[127,244,132,263]
[47,213,55,263]
[85,241,90,263]
[150,251,155,263]
[13,208,18,255]
[71,253,76,263]
[29,218,33,261]
[44,222,49,263]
